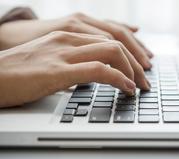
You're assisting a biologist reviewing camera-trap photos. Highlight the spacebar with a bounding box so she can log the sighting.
[163,112,179,123]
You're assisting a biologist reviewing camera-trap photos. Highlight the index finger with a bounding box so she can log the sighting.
[66,61,136,95]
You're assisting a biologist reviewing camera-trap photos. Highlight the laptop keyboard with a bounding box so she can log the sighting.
[60,57,179,124]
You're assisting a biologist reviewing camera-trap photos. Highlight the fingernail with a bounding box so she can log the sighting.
[125,79,136,90]
[144,61,152,70]
[148,51,154,58]
[143,79,151,90]
[146,79,151,88]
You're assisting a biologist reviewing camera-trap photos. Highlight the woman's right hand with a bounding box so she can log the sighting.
[0,31,150,107]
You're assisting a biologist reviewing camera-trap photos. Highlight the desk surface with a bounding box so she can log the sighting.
[0,148,179,159]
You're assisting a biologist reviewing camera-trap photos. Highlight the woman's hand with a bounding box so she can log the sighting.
[0,31,150,108]
[0,13,153,70]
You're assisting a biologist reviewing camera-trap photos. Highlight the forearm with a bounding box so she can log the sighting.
[0,49,18,107]
[0,20,49,50]
[0,7,38,50]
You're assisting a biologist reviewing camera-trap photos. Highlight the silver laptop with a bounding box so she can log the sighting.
[1,44,179,148]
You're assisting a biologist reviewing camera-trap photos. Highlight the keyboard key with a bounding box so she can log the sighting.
[151,86,158,89]
[60,115,73,123]
[162,101,179,106]
[117,94,135,100]
[63,109,76,115]
[139,103,158,109]
[117,94,127,99]
[140,98,158,103]
[95,97,114,102]
[89,108,111,123]
[66,103,78,109]
[75,83,96,92]
[75,109,88,116]
[160,82,177,86]
[118,90,125,94]
[160,74,176,77]
[147,78,157,82]
[139,109,159,115]
[163,112,179,122]
[160,86,178,91]
[140,92,158,98]
[160,76,177,79]
[114,111,135,123]
[141,88,158,93]
[150,81,158,85]
[98,84,111,87]
[163,106,179,112]
[139,115,159,123]
[161,96,179,100]
[161,91,179,95]
[78,104,90,107]
[98,87,115,92]
[93,102,113,108]
[145,71,156,76]
[116,105,135,111]
[72,92,93,98]
[117,99,136,105]
[160,79,177,82]
[96,91,115,97]
[69,98,91,104]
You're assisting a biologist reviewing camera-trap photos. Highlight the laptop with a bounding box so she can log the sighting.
[1,39,179,148]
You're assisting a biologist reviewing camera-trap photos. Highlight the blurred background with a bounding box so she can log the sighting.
[1,0,179,54]
[1,0,179,34]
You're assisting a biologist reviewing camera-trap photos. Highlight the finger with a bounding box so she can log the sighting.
[121,24,139,32]
[103,21,153,58]
[115,30,152,70]
[76,32,110,40]
[134,37,154,58]
[82,31,153,59]
[105,20,139,32]
[101,22,153,69]
[76,14,152,69]
[64,20,114,39]
[66,61,136,95]
[55,33,150,90]
[79,39,150,90]
[119,42,150,90]
[63,42,134,81]
[54,31,110,47]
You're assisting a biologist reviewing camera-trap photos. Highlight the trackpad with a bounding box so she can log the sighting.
[0,94,62,114]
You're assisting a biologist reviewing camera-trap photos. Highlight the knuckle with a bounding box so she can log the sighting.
[89,62,106,80]
[73,12,86,19]
[117,28,128,38]
[107,42,121,56]
[92,62,106,72]
[95,34,109,40]
[49,31,73,42]
[117,41,125,47]
[49,31,61,38]
[64,18,80,32]
[104,33,114,39]
[128,68,135,81]
[136,63,144,76]
[136,52,149,66]
[139,51,147,59]
[49,31,69,41]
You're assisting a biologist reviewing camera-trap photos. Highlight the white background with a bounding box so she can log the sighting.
[1,0,179,34]
[1,0,179,55]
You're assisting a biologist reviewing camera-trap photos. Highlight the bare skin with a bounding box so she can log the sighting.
[0,31,150,108]
[0,13,153,70]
